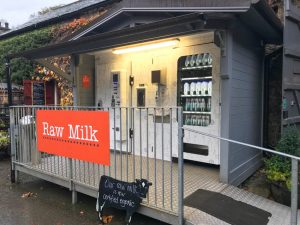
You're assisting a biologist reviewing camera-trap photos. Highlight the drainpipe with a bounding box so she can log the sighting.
[5,57,15,183]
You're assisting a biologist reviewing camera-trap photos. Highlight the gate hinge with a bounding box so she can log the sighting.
[129,128,134,139]
[129,76,134,87]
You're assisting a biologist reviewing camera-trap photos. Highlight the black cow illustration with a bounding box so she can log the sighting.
[96,175,152,225]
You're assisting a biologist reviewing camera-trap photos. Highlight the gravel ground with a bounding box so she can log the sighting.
[0,157,168,225]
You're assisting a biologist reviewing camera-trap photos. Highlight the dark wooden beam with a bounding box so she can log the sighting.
[283,116,300,125]
[293,90,300,115]
[35,59,73,82]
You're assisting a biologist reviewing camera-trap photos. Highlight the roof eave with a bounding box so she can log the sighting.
[6,13,211,60]
[6,1,284,59]
[0,0,117,41]
[238,0,283,44]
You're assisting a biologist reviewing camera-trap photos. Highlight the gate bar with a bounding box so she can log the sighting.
[291,158,298,225]
[178,108,184,225]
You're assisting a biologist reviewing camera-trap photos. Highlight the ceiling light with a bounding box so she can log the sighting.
[112,39,179,54]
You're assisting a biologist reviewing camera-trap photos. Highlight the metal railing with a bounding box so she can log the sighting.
[9,106,184,225]
[11,105,297,224]
[184,127,300,225]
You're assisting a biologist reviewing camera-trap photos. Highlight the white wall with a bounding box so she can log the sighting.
[93,32,221,164]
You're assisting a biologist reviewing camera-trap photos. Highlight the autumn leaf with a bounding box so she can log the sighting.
[21,192,35,198]
[102,215,113,224]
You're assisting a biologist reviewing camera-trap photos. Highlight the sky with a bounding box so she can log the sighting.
[0,0,78,28]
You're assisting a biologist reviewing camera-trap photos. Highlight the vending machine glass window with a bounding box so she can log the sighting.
[177,53,213,127]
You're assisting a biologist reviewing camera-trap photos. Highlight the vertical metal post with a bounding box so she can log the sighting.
[177,107,184,225]
[6,58,15,183]
[285,0,291,11]
[69,158,77,204]
[9,107,17,182]
[120,107,123,181]
[170,108,173,210]
[146,108,149,203]
[132,108,136,180]
[291,158,298,225]
[162,108,165,208]
[72,188,78,204]
[113,108,116,179]
[126,108,129,182]
[154,108,157,206]
[139,108,142,179]
[5,58,13,107]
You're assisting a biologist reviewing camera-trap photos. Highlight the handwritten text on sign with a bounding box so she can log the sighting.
[96,175,151,224]
[37,110,110,165]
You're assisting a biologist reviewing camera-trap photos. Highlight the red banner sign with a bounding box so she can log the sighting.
[37,110,110,165]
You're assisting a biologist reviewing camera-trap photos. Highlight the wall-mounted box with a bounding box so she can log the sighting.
[151,68,166,85]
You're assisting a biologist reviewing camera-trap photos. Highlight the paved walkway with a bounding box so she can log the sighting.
[183,163,300,225]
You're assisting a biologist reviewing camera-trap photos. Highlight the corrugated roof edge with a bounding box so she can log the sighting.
[0,0,116,41]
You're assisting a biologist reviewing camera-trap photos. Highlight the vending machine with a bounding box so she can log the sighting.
[177,52,220,164]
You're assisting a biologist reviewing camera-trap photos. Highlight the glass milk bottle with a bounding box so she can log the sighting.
[207,54,213,65]
[206,116,210,126]
[208,81,212,96]
[207,98,211,112]
[191,98,195,111]
[184,82,190,96]
[196,82,201,96]
[193,116,197,126]
[203,53,209,65]
[185,99,190,111]
[201,98,205,112]
[190,82,196,96]
[185,115,190,125]
[195,98,199,112]
[204,81,208,95]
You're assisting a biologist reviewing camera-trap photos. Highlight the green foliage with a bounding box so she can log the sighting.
[276,126,300,156]
[0,27,53,84]
[265,126,300,190]
[265,155,291,189]
[0,119,6,128]
[0,131,9,151]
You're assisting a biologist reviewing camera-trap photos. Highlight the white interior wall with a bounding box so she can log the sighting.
[93,32,221,164]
